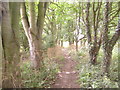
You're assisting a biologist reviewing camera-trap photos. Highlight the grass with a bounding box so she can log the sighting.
[71,44,119,88]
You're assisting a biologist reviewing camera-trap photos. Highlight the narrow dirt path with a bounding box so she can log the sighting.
[52,49,80,88]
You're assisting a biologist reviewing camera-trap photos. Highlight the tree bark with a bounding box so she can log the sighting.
[60,40,63,47]
[75,4,80,52]
[28,2,41,69]
[22,34,29,51]
[20,2,48,69]
[86,2,91,44]
[85,2,96,64]
[0,2,2,88]
[85,2,102,65]
[103,2,120,75]
[89,2,102,65]
[102,2,111,75]
[2,2,21,88]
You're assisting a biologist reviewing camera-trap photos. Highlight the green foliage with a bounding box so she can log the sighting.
[42,35,54,49]
[19,1,119,88]
[20,58,59,88]
[77,48,88,57]
[70,47,89,62]
[77,63,118,88]
[74,46,119,88]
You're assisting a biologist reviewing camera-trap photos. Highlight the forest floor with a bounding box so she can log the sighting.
[51,48,80,88]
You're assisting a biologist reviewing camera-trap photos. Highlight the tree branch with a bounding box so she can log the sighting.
[109,16,120,50]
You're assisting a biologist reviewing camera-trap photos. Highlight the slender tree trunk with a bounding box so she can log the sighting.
[76,2,81,52]
[2,2,21,88]
[102,2,111,75]
[68,32,74,45]
[29,2,42,69]
[75,40,78,52]
[61,40,63,47]
[85,2,95,64]
[36,2,48,68]
[85,2,102,65]
[69,38,72,45]
[86,2,91,44]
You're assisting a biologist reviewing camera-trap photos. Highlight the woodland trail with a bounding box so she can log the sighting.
[52,49,80,88]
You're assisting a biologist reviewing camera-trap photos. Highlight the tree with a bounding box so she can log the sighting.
[75,2,80,52]
[2,2,21,88]
[85,2,102,65]
[20,1,49,69]
[0,2,2,88]
[102,2,120,75]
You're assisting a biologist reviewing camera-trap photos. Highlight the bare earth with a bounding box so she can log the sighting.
[52,49,80,88]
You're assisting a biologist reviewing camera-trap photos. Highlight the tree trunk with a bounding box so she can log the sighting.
[2,2,21,88]
[103,47,112,75]
[20,2,48,69]
[0,2,2,87]
[28,2,42,69]
[69,34,74,45]
[85,2,95,64]
[89,41,101,64]
[22,34,29,51]
[61,40,63,47]
[21,2,40,69]
[103,2,120,75]
[86,2,91,44]
[69,37,71,45]
[85,2,102,65]
[102,2,111,75]
[75,40,78,52]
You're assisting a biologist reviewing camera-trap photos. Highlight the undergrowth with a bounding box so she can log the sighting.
[20,58,60,88]
[72,45,119,88]
[20,46,64,88]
